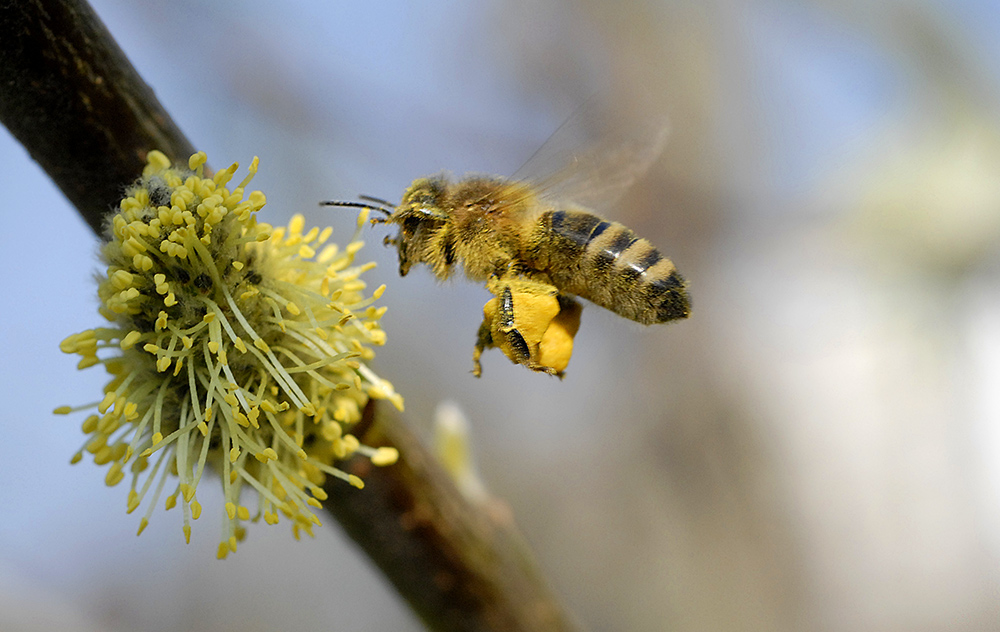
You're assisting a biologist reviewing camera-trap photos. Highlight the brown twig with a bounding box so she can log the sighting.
[327,401,576,632]
[0,0,195,234]
[0,2,577,630]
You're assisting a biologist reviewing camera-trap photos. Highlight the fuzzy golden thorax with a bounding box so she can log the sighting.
[390,176,544,282]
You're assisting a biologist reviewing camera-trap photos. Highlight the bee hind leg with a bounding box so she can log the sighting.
[494,285,559,375]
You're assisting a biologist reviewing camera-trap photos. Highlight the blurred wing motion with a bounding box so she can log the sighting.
[510,104,671,211]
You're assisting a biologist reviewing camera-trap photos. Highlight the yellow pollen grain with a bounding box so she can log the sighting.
[237,506,250,520]
[348,475,364,489]
[253,338,270,353]
[191,500,202,519]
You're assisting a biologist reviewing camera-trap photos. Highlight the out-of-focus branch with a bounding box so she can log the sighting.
[0,2,576,630]
[0,0,195,234]
[327,401,576,632]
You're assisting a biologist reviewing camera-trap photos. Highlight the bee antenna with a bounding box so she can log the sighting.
[358,194,397,209]
[319,199,394,222]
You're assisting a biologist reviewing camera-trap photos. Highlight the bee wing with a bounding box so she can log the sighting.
[511,107,670,211]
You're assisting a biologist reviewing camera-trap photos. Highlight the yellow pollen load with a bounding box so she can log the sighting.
[58,151,403,559]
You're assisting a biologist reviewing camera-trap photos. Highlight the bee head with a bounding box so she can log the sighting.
[389,178,450,276]
[320,177,450,277]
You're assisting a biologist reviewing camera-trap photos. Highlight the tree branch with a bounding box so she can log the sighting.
[0,0,195,233]
[328,401,576,632]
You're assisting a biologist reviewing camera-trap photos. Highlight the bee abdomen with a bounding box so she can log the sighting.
[544,209,690,325]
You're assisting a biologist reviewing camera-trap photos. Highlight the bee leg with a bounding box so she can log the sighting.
[495,285,558,376]
[472,315,494,378]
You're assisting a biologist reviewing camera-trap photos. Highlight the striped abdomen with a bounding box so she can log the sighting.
[538,208,690,325]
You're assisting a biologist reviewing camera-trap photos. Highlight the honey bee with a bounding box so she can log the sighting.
[322,118,690,377]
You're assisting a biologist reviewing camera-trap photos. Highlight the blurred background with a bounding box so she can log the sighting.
[2,0,1000,630]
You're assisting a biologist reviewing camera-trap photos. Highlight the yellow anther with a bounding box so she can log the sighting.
[371,446,400,466]
[110,270,134,290]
